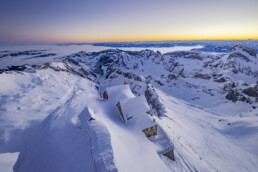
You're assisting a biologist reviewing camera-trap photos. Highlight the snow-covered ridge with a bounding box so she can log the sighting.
[0,45,257,171]
[92,40,258,53]
[62,45,257,107]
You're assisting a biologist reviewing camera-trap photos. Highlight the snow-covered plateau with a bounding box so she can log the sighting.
[0,44,257,172]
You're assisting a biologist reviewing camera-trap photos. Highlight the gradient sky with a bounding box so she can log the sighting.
[0,0,258,43]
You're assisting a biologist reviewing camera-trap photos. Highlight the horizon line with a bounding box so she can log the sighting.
[0,39,258,45]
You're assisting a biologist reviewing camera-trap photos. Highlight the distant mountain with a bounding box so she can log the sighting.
[63,45,257,108]
[93,40,258,53]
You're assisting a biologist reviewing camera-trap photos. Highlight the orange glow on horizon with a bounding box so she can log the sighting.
[1,0,257,44]
[33,36,258,44]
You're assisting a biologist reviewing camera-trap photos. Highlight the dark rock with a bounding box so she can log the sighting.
[145,87,165,117]
[214,77,227,83]
[163,149,174,161]
[155,80,163,86]
[0,50,44,58]
[99,55,114,66]
[225,90,240,103]
[231,45,256,57]
[113,70,142,82]
[66,59,79,66]
[242,83,249,86]
[243,85,258,97]
[167,74,177,80]
[194,73,211,80]
[0,64,33,74]
[228,52,250,62]
[228,45,257,62]
[226,89,252,104]
[166,51,203,60]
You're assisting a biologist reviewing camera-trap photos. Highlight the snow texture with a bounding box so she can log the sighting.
[0,42,257,172]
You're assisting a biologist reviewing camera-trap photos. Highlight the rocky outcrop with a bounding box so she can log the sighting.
[231,45,256,57]
[194,73,211,80]
[0,64,34,74]
[62,47,258,106]
[228,52,250,62]
[225,89,252,104]
[165,51,203,60]
[214,77,227,83]
[0,50,44,58]
[145,86,166,117]
[228,45,256,62]
[243,85,258,97]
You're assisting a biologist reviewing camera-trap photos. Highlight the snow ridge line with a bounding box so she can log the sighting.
[80,125,98,172]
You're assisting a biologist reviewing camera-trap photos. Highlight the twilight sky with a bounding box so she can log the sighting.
[0,0,258,43]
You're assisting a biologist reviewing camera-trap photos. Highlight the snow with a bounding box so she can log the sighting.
[0,44,203,69]
[0,65,171,172]
[114,45,204,54]
[153,89,258,172]
[120,96,150,119]
[0,152,19,172]
[128,114,156,131]
[0,43,257,171]
[104,84,134,101]
[98,100,170,172]
[78,107,98,121]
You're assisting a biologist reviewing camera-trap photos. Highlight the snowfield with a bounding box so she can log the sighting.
[0,44,257,172]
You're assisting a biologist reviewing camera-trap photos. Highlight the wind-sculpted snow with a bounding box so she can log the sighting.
[0,45,257,171]
[14,95,117,172]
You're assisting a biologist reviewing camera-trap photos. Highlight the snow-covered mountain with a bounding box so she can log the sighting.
[93,40,258,53]
[0,45,257,172]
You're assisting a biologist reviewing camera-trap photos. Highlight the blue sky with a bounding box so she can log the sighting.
[0,0,257,43]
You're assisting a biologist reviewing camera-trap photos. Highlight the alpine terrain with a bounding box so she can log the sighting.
[0,45,257,172]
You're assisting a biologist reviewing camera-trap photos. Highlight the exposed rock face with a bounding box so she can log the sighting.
[163,149,174,161]
[167,74,178,82]
[228,45,257,62]
[225,90,240,102]
[145,86,165,117]
[0,50,44,58]
[165,51,203,60]
[228,52,250,62]
[114,70,143,82]
[194,73,211,80]
[75,46,256,106]
[226,89,252,104]
[225,89,252,104]
[214,77,227,83]
[35,59,96,80]
[3,45,257,107]
[0,64,34,74]
[231,45,257,57]
[243,85,258,97]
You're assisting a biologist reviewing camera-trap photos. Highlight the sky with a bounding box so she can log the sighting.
[0,0,258,43]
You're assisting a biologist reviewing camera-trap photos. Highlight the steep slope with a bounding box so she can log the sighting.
[13,93,117,172]
[0,45,257,171]
[0,61,172,172]
[79,46,257,112]
[154,89,258,172]
[0,62,110,172]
